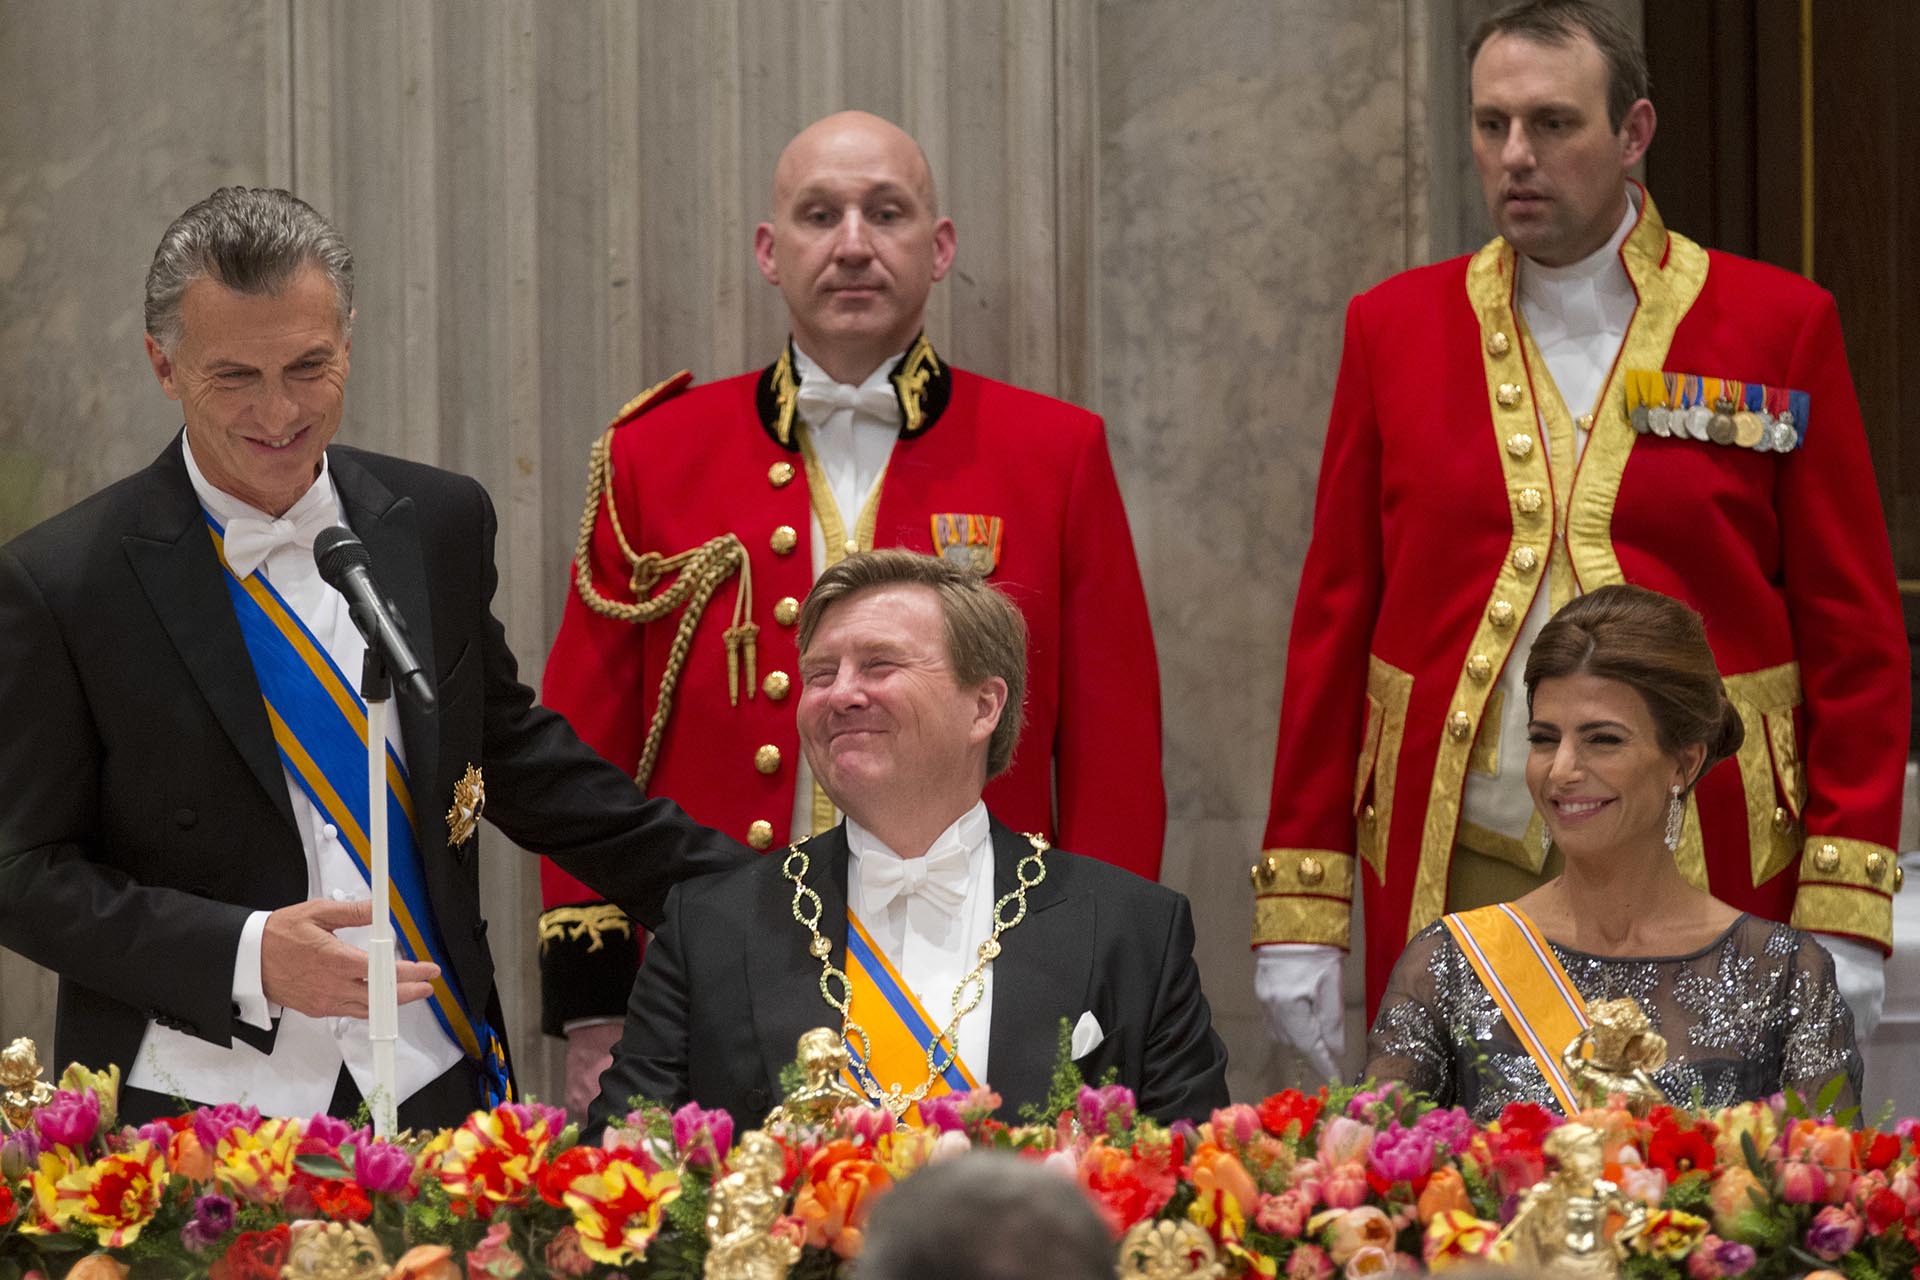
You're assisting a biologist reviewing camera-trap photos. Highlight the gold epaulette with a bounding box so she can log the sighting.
[538,903,635,955]
[610,370,695,431]
[567,370,755,790]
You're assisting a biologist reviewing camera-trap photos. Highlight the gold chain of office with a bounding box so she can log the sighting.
[782,832,1050,1118]
[571,425,758,789]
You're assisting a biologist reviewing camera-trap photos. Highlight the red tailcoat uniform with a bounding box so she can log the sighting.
[540,339,1165,1031]
[1250,192,1908,1015]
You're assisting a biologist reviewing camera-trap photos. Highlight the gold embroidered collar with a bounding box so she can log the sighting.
[755,334,952,452]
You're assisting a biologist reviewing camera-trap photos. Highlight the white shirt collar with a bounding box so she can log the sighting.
[181,431,339,531]
[846,799,992,869]
[1517,187,1638,301]
[792,342,908,426]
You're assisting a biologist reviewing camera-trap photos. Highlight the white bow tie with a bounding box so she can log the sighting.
[859,840,972,916]
[796,378,900,429]
[222,507,338,579]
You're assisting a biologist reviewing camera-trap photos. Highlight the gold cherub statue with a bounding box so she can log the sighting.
[1563,997,1669,1117]
[763,1028,862,1127]
[1,1037,56,1132]
[1495,1122,1647,1279]
[704,1130,801,1280]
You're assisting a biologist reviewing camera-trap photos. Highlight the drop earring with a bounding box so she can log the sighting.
[1663,783,1684,852]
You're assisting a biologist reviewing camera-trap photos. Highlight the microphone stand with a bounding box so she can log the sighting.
[356,629,401,1139]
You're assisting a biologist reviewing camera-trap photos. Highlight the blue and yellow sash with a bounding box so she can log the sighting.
[1441,904,1587,1114]
[843,911,978,1119]
[205,514,510,1105]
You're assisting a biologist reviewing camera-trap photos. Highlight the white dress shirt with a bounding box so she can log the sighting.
[127,436,464,1113]
[843,802,996,1089]
[786,344,906,844]
[1461,192,1639,845]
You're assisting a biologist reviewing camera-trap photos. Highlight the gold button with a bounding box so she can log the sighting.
[1298,855,1325,887]
[1488,600,1515,627]
[1897,865,1907,893]
[843,539,859,555]
[1361,803,1377,825]
[1772,806,1793,834]
[747,820,774,851]
[1506,433,1534,459]
[1866,851,1888,883]
[1486,331,1510,358]
[1511,546,1539,574]
[1250,853,1281,891]
[754,744,782,774]
[770,525,798,555]
[773,596,800,626]
[1466,654,1493,682]
[762,671,791,700]
[1577,413,1595,432]
[1447,710,1473,740]
[1812,842,1841,874]
[767,461,795,488]
[1515,488,1544,515]
[1497,383,1524,409]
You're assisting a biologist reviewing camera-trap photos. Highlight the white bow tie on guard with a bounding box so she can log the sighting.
[795,379,900,428]
[859,840,972,916]
[222,507,339,579]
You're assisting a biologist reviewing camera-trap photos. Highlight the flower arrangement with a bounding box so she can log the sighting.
[0,1057,1914,1279]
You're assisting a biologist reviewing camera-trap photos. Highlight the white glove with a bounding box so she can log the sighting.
[1820,935,1886,1041]
[1255,943,1345,1082]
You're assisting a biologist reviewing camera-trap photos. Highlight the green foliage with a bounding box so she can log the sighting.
[1663,1170,1712,1215]
[1837,1250,1890,1280]
[293,1152,351,1179]
[1459,1158,1502,1221]
[1621,1253,1687,1280]
[777,1061,806,1102]
[1016,1018,1084,1127]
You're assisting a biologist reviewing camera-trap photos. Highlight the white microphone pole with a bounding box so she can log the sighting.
[364,668,400,1138]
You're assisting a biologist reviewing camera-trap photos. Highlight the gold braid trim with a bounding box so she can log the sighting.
[571,427,755,789]
[538,903,635,955]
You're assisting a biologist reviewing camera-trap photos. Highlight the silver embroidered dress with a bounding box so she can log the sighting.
[1362,914,1862,1121]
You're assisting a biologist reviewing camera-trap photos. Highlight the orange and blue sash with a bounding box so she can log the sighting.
[843,911,978,1118]
[205,513,510,1105]
[1441,903,1588,1114]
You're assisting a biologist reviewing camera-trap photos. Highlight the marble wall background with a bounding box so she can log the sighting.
[0,0,1632,1107]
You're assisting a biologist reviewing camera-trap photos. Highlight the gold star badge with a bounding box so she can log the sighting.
[447,764,485,847]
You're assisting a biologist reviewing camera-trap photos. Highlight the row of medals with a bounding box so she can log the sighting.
[1630,395,1798,452]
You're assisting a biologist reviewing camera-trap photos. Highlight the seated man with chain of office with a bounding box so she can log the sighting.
[588,549,1228,1129]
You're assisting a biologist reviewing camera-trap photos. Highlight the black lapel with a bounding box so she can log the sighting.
[121,439,298,836]
[747,829,851,1092]
[985,821,1093,1116]
[328,450,439,851]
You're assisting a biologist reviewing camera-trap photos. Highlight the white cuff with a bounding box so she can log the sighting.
[232,910,280,1029]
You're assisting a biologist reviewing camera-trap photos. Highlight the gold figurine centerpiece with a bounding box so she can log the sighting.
[1563,996,1669,1117]
[1495,1122,1648,1278]
[762,1028,863,1128]
[703,1131,801,1280]
[0,1037,55,1132]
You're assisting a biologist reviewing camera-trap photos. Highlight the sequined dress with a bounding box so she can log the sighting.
[1362,914,1861,1121]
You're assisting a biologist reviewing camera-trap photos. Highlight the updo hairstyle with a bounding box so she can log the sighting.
[1522,584,1744,788]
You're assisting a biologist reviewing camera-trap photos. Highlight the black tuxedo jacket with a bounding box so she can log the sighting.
[589,819,1229,1131]
[0,438,748,1116]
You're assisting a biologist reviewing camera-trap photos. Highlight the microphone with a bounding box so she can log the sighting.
[313,526,437,711]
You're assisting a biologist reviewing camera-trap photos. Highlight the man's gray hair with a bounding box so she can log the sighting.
[144,186,354,352]
[856,1152,1115,1280]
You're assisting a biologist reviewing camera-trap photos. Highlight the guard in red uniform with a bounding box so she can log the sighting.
[541,112,1164,1110]
[1252,0,1908,1078]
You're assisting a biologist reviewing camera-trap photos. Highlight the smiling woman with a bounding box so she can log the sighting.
[1361,586,1863,1120]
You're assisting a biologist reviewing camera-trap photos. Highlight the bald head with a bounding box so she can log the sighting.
[754,111,956,385]
[770,111,939,217]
